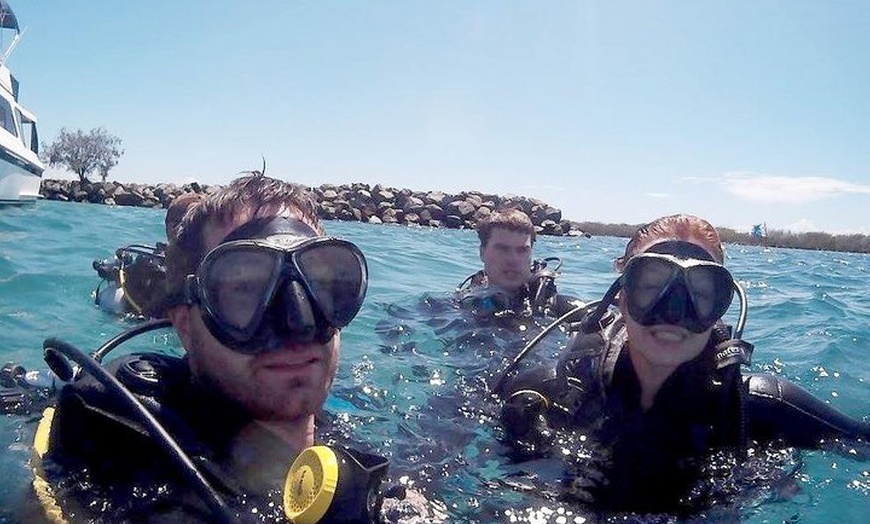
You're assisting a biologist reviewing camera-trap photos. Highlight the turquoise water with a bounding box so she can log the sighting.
[1,200,869,522]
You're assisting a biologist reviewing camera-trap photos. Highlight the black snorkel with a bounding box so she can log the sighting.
[528,257,562,314]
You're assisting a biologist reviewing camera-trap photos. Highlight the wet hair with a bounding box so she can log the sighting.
[165,172,323,301]
[476,207,536,247]
[164,192,204,241]
[615,214,724,271]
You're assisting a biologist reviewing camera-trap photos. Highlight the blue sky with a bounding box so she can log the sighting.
[9,1,870,234]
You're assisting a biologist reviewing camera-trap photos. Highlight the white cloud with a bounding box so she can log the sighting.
[780,219,870,236]
[785,218,818,233]
[721,173,870,204]
[646,192,671,199]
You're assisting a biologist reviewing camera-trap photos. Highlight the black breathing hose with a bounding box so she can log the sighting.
[43,337,238,524]
[492,279,623,395]
[91,318,172,363]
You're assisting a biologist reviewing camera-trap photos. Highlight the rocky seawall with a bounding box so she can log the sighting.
[40,179,587,237]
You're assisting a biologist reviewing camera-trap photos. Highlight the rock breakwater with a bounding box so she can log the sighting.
[40,179,586,237]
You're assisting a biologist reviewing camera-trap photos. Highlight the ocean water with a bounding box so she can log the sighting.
[1,200,868,523]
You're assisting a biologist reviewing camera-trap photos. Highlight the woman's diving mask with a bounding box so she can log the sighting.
[184,217,368,353]
[621,241,734,333]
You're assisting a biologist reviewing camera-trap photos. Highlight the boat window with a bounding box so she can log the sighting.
[0,98,16,137]
[15,109,38,153]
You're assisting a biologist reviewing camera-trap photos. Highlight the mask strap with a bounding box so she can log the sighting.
[645,240,716,262]
[223,216,318,242]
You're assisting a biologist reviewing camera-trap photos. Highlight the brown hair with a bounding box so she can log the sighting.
[476,207,536,247]
[165,172,322,301]
[615,214,724,271]
[165,192,204,241]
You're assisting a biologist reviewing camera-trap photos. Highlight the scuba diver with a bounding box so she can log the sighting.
[92,192,204,319]
[0,362,57,416]
[18,174,440,524]
[495,214,870,517]
[456,206,583,320]
[93,243,168,318]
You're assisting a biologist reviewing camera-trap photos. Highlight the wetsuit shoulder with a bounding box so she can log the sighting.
[37,353,248,522]
[745,373,870,447]
[46,353,190,465]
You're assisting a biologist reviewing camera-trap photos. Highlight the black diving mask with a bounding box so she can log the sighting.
[184,217,368,353]
[621,241,734,333]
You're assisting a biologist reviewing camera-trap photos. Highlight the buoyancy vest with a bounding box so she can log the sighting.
[499,305,870,516]
[500,314,756,513]
[32,353,294,524]
[456,258,583,319]
[558,314,753,445]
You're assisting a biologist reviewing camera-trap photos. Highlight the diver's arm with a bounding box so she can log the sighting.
[549,293,587,322]
[745,373,870,448]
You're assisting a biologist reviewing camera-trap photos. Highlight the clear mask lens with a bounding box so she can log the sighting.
[296,243,366,327]
[204,247,281,332]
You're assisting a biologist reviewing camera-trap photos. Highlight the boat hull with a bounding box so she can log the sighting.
[0,158,42,204]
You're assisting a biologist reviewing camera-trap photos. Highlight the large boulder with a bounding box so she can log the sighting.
[445,199,476,219]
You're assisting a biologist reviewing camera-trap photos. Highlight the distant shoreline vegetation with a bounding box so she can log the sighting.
[576,222,870,255]
[39,178,870,254]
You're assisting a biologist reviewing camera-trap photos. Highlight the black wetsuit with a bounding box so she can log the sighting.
[33,353,348,523]
[499,314,870,515]
[456,262,584,321]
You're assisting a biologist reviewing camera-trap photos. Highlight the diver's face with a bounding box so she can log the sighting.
[619,292,711,374]
[480,228,533,291]
[173,212,339,422]
[618,236,719,376]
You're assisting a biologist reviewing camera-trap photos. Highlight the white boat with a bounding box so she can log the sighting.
[0,1,43,205]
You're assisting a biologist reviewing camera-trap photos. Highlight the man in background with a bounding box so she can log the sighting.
[475,207,536,292]
[457,207,580,319]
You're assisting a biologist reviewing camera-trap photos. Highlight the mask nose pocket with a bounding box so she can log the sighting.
[279,280,319,343]
[659,282,690,325]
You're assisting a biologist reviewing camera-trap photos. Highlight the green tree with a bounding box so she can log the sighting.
[41,127,124,182]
